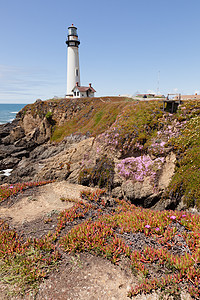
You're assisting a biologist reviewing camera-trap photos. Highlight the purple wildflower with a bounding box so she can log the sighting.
[145,225,151,229]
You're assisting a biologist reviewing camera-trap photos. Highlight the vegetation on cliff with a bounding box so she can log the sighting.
[16,97,200,209]
[0,98,199,298]
[166,101,200,208]
[78,155,115,190]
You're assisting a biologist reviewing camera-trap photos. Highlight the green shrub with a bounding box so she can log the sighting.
[166,115,200,208]
[45,111,55,125]
[45,111,53,119]
[78,156,114,191]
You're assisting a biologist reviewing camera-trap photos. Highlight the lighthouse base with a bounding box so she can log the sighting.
[66,93,73,98]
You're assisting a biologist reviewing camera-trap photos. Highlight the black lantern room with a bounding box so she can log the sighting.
[66,24,80,47]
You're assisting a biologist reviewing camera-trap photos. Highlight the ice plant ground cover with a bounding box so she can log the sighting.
[0,220,61,294]
[0,187,199,298]
[60,191,200,298]
[0,180,54,203]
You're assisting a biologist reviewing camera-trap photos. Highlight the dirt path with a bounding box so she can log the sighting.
[37,253,139,300]
[0,181,94,225]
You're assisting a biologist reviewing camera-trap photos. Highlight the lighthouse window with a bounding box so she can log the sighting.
[75,69,79,76]
[69,28,77,36]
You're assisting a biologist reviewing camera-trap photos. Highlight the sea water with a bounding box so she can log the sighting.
[0,103,27,124]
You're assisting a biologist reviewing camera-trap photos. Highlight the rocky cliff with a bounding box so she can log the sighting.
[0,97,199,210]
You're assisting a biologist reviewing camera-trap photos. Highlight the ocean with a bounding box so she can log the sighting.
[0,103,27,124]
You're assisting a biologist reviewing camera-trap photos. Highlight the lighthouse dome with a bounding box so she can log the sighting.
[68,24,78,36]
[66,24,80,46]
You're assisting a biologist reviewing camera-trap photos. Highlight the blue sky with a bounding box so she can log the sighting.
[0,0,200,103]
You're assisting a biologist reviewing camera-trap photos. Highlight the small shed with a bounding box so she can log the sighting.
[163,94,181,113]
[72,83,96,98]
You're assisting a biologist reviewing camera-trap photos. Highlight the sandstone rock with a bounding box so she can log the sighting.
[36,118,52,144]
[67,169,81,184]
[0,156,20,169]
[21,112,41,135]
[14,137,36,149]
[10,126,25,142]
[0,144,23,159]
[111,187,123,198]
[121,179,153,201]
[0,122,15,139]
[35,138,95,183]
[1,135,11,145]
[7,165,35,183]
[153,198,176,211]
[11,150,29,158]
[158,152,176,190]
[176,198,187,211]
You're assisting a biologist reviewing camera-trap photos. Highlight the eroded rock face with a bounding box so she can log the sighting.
[158,152,176,190]
[116,153,176,207]
[0,102,54,175]
[35,138,95,182]
[121,179,153,202]
[0,119,177,208]
[0,99,178,209]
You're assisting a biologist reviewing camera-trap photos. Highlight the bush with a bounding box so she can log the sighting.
[45,111,55,125]
[45,111,53,119]
[166,114,200,208]
[78,156,114,191]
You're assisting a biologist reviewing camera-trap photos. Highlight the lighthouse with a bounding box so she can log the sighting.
[66,24,96,98]
[66,24,80,97]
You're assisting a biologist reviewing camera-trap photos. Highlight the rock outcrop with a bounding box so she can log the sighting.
[1,97,199,210]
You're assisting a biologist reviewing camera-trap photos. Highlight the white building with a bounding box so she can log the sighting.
[66,24,96,98]
[72,83,96,98]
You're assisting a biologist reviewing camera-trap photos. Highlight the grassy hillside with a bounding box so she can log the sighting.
[166,101,200,208]
[50,98,200,209]
[51,97,132,141]
[51,98,165,152]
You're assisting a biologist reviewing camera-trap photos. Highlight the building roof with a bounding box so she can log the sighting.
[72,85,96,93]
[180,95,200,100]
[173,94,200,100]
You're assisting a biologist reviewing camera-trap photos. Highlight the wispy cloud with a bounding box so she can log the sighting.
[0,65,66,103]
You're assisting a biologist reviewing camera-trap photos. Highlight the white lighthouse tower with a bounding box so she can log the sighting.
[66,24,80,97]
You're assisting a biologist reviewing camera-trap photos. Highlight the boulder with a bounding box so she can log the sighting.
[10,126,25,142]
[0,144,23,160]
[11,150,29,158]
[21,112,41,135]
[111,187,123,199]
[0,156,20,169]
[121,179,154,205]
[0,123,14,139]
